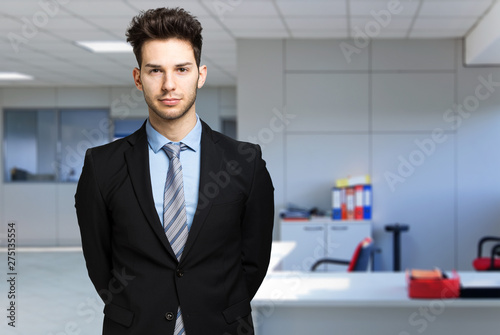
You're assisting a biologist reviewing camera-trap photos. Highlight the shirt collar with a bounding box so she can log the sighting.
[146,115,202,154]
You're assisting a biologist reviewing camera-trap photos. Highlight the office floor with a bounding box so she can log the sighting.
[1,249,104,335]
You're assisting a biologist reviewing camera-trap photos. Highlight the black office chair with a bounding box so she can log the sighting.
[311,237,373,272]
[472,236,500,271]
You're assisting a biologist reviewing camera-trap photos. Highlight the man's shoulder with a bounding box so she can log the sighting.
[86,123,145,162]
[87,137,128,163]
[202,119,256,147]
[206,126,262,166]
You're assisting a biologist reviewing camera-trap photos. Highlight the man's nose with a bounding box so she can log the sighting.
[162,72,176,91]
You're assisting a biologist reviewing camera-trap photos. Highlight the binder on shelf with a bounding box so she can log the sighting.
[341,187,347,220]
[336,174,371,188]
[332,174,372,221]
[345,187,355,220]
[332,187,342,220]
[354,185,364,220]
[363,184,372,220]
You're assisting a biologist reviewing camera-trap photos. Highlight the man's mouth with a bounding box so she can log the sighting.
[159,98,181,106]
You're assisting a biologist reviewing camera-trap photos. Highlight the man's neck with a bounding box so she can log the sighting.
[149,111,197,142]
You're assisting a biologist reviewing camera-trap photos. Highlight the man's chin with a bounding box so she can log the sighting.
[151,107,188,121]
[160,113,183,121]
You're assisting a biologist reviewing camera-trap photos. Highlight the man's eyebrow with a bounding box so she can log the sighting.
[176,62,194,67]
[143,62,194,68]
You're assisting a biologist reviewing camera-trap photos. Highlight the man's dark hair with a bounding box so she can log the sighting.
[126,7,203,68]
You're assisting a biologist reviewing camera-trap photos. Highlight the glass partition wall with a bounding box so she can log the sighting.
[3,109,110,182]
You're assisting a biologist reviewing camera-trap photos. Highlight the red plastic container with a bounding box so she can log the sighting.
[407,270,460,299]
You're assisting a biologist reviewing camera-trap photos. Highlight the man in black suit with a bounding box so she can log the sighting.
[75,7,274,335]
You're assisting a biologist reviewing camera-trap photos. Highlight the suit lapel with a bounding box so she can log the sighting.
[124,124,178,260]
[181,121,223,261]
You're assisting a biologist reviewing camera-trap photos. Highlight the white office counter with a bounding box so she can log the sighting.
[251,272,500,335]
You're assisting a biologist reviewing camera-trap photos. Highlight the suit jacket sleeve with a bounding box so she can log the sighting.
[240,144,275,299]
[75,149,113,299]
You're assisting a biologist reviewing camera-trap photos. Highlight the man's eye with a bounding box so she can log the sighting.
[178,68,187,73]
[150,69,161,73]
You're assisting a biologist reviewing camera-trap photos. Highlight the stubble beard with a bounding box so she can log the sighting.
[145,86,198,122]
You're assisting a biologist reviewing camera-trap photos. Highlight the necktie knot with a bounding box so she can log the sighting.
[162,143,186,160]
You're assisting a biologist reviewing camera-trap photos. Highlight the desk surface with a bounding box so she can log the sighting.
[253,271,500,308]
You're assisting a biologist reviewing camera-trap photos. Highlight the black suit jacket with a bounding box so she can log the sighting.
[75,120,274,334]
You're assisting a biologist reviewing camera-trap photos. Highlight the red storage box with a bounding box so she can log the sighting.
[406,269,460,299]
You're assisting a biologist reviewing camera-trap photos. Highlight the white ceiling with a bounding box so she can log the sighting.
[0,0,497,87]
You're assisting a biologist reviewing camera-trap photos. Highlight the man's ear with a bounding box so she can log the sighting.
[197,65,207,89]
[133,67,143,91]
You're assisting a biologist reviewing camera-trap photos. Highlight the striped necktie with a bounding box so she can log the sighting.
[162,142,188,335]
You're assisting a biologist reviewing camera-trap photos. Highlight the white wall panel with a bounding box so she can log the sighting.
[286,73,370,132]
[197,87,220,131]
[372,73,455,131]
[2,87,57,108]
[220,107,236,118]
[56,87,111,108]
[372,39,456,71]
[286,39,369,71]
[220,87,237,108]
[57,183,80,246]
[3,184,58,246]
[372,133,456,270]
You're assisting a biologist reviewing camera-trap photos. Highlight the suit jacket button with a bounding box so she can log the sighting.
[165,312,175,321]
[176,269,184,278]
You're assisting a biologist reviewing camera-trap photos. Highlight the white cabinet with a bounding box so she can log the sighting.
[280,219,371,271]
[280,222,326,271]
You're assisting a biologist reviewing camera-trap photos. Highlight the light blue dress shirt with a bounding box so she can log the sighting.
[146,117,201,230]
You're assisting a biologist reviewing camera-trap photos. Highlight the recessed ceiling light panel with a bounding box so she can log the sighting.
[0,72,34,80]
[76,41,133,53]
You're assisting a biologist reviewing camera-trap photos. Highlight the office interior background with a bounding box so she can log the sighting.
[1,0,500,274]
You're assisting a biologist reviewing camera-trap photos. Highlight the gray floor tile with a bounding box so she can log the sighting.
[1,250,103,335]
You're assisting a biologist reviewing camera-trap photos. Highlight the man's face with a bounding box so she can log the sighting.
[133,38,207,122]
